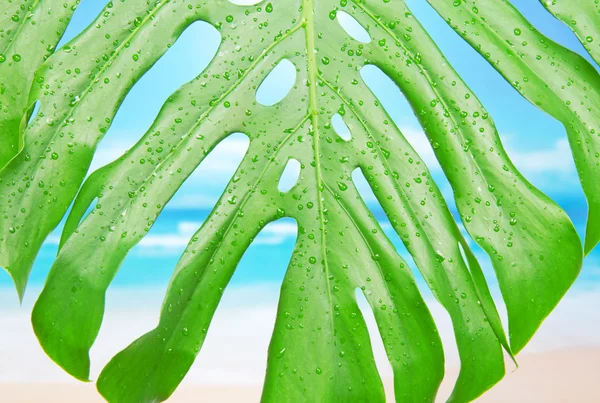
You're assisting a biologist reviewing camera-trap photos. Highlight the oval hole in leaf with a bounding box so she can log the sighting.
[256,59,297,106]
[332,113,352,141]
[351,167,436,295]
[351,168,416,268]
[278,158,301,192]
[337,11,371,43]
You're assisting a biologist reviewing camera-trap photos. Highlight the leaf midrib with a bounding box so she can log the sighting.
[106,4,342,385]
[303,0,337,345]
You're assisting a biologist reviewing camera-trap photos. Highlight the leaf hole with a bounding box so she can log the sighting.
[353,166,470,380]
[337,11,371,43]
[255,219,299,247]
[26,101,40,127]
[351,169,417,270]
[56,0,108,48]
[354,288,394,400]
[256,59,297,107]
[332,113,352,141]
[62,195,99,248]
[101,20,220,155]
[360,65,420,130]
[360,65,446,176]
[170,133,250,209]
[278,158,301,193]
[352,167,440,306]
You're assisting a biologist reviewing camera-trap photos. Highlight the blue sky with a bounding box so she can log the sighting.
[1,0,598,295]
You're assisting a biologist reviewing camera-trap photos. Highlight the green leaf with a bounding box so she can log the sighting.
[0,0,211,298]
[0,0,586,402]
[427,0,600,254]
[0,0,80,170]
[540,0,600,65]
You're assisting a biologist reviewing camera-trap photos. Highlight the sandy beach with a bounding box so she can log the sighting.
[2,348,598,402]
[1,285,599,402]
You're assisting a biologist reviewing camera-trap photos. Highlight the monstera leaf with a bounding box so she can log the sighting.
[0,1,80,169]
[0,0,199,297]
[541,0,600,66]
[427,0,600,254]
[0,0,592,402]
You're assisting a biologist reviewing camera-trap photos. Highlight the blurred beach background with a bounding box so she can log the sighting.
[1,0,599,401]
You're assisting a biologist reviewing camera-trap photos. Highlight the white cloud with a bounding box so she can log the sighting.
[255,221,298,245]
[178,221,203,235]
[134,220,297,253]
[147,221,298,251]
[136,221,202,251]
[402,129,576,178]
[192,136,249,176]
[505,138,580,195]
[44,220,298,254]
[46,234,61,246]
[167,194,220,209]
[508,138,575,175]
[402,127,441,172]
[89,139,131,173]
[138,234,193,249]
